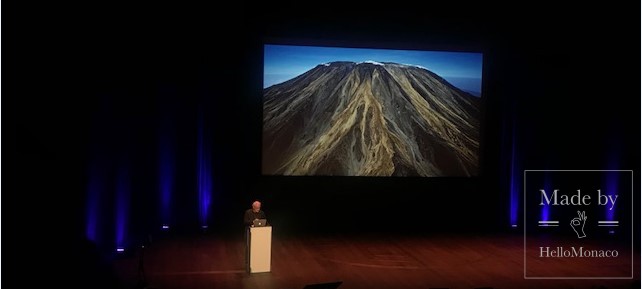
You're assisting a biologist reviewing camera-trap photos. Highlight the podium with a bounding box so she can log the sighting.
[247,226,272,273]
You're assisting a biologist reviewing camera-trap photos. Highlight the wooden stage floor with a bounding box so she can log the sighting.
[112,233,639,289]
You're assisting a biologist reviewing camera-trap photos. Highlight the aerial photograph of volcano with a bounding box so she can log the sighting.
[262,45,482,177]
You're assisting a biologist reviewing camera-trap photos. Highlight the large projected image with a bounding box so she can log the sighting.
[262,44,482,177]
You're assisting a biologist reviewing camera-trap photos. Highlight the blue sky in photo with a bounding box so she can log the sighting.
[264,44,483,96]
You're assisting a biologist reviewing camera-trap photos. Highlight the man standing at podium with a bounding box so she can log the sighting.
[244,200,271,273]
[244,200,267,227]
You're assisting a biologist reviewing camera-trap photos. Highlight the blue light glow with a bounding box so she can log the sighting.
[540,174,551,221]
[115,164,130,251]
[508,120,519,227]
[86,159,106,242]
[604,171,619,222]
[604,135,621,225]
[197,114,212,228]
[159,130,174,228]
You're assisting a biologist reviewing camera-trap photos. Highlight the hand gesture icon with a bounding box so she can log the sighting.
[570,211,587,238]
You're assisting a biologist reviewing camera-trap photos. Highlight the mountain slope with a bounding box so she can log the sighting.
[262,61,480,176]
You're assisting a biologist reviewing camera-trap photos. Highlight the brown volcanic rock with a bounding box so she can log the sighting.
[263,61,480,176]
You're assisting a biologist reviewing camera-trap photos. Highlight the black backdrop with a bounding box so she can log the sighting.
[5,3,640,285]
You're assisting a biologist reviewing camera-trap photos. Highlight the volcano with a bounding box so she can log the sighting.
[262,61,480,177]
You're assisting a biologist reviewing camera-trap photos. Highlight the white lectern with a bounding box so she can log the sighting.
[247,226,272,273]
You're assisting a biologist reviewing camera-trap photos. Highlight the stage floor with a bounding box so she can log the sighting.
[112,233,639,289]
